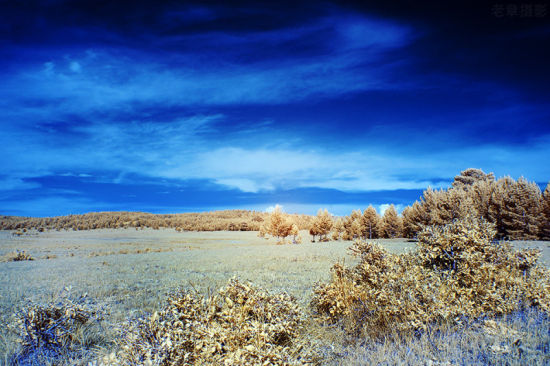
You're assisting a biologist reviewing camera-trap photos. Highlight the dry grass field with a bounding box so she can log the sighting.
[1,229,549,364]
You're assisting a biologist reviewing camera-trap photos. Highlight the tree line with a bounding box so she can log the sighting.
[2,168,549,241]
[263,168,550,243]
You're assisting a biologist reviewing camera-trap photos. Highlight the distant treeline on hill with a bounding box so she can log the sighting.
[0,210,314,232]
[2,169,550,241]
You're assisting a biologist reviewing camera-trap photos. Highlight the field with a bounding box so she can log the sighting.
[1,229,549,364]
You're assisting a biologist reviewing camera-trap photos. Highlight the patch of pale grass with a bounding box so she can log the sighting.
[328,308,550,365]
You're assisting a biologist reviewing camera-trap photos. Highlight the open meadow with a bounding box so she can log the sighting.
[0,229,418,316]
[1,228,549,365]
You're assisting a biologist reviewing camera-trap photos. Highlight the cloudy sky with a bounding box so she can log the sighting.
[1,0,549,216]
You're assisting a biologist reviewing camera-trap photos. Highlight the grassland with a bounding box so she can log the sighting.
[1,229,549,364]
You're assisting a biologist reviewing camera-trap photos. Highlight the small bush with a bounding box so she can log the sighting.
[109,278,315,365]
[4,250,34,262]
[312,216,550,339]
[8,291,106,365]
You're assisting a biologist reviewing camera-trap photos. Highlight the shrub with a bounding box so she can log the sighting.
[312,216,550,339]
[109,279,314,365]
[8,291,106,365]
[4,250,34,262]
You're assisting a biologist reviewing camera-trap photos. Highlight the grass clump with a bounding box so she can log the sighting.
[7,290,108,365]
[3,250,34,262]
[108,278,316,365]
[312,215,550,339]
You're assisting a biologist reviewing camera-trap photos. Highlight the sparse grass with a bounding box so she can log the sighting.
[322,308,550,365]
[5,289,111,365]
[0,228,548,364]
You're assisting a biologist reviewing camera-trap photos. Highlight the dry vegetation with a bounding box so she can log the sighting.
[107,279,316,365]
[7,290,108,365]
[2,250,34,262]
[2,227,549,365]
[258,206,302,244]
[312,216,550,340]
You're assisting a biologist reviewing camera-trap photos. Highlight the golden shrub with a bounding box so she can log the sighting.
[312,216,550,339]
[3,250,34,262]
[110,279,314,365]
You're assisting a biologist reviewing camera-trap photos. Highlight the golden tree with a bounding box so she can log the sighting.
[468,178,498,221]
[541,182,550,240]
[501,177,541,239]
[289,223,302,244]
[331,218,344,240]
[452,168,495,189]
[341,210,362,240]
[401,201,429,238]
[360,205,380,239]
[261,206,294,244]
[377,205,403,238]
[309,209,333,242]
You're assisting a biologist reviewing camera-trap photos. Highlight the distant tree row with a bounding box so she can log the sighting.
[328,205,403,241]
[0,210,313,233]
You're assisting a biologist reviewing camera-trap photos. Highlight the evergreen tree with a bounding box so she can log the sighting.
[377,205,403,238]
[491,177,541,239]
[262,206,294,244]
[452,168,495,190]
[540,182,550,240]
[331,218,344,240]
[310,209,333,242]
[360,205,380,239]
[402,201,429,238]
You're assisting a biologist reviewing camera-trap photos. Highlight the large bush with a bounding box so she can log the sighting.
[108,279,315,365]
[312,216,550,339]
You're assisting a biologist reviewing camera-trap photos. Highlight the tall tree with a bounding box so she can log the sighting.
[360,205,380,239]
[491,176,541,239]
[377,205,403,238]
[402,201,429,238]
[468,179,498,221]
[452,168,495,190]
[310,209,333,242]
[261,206,294,244]
[540,182,550,240]
[342,210,362,240]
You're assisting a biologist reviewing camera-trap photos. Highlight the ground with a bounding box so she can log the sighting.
[1,229,549,364]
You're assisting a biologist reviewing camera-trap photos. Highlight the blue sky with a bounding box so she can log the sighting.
[1,1,549,217]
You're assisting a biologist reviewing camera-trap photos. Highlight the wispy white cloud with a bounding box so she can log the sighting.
[1,13,412,120]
